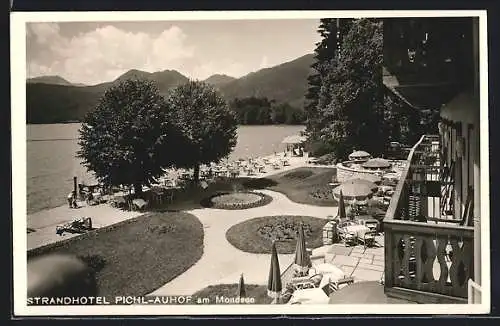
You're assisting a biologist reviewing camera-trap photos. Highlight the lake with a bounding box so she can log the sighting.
[27,123,305,214]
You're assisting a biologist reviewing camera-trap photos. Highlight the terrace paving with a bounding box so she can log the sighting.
[311,234,386,283]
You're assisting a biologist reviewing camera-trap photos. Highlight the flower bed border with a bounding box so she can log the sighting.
[201,191,273,210]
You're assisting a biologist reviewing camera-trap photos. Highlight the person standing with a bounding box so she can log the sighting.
[71,191,78,209]
[67,192,74,208]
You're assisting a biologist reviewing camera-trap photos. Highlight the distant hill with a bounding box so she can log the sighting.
[219,54,315,109]
[203,74,236,87]
[26,54,314,124]
[27,75,74,86]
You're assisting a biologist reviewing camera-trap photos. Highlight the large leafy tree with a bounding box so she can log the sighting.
[77,79,183,195]
[167,80,238,183]
[317,18,385,161]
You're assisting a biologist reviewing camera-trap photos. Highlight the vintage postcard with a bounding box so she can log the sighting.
[11,10,490,316]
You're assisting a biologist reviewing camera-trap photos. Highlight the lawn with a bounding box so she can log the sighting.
[27,211,204,297]
[151,167,337,211]
[192,284,272,304]
[242,167,338,207]
[226,215,326,254]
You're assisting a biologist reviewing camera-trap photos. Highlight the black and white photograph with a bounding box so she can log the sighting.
[11,10,490,315]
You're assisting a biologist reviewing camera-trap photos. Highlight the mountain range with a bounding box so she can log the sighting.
[26,53,315,124]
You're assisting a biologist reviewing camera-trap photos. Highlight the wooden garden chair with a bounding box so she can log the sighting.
[358,231,377,250]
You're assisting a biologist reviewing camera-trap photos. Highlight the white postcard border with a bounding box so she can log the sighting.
[11,10,491,316]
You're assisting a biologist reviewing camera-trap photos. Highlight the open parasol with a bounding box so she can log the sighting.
[350,173,382,184]
[348,150,371,161]
[344,178,378,192]
[361,158,392,169]
[332,180,374,200]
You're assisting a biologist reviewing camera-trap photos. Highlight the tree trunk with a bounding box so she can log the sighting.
[193,164,200,184]
[133,183,142,197]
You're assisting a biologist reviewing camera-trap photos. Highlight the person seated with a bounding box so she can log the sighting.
[86,192,94,205]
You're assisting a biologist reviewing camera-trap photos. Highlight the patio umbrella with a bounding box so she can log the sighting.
[293,223,312,274]
[361,158,392,169]
[332,181,374,200]
[337,190,347,220]
[267,241,282,302]
[344,178,378,192]
[352,173,382,184]
[237,273,247,298]
[348,150,371,161]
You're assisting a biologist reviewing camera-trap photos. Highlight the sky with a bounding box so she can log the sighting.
[26,20,321,85]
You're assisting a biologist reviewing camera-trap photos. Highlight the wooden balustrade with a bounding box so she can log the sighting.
[384,135,474,303]
[384,219,474,303]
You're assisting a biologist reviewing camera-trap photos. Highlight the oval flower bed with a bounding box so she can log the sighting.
[226,215,325,254]
[201,191,272,210]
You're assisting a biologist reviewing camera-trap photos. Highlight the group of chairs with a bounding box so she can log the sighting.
[196,156,290,179]
[336,219,378,250]
[282,262,356,304]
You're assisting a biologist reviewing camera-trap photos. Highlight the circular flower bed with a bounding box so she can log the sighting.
[226,215,325,254]
[201,191,272,210]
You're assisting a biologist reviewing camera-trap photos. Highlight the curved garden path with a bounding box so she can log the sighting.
[149,190,337,296]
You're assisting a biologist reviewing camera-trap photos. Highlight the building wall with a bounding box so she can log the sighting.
[440,92,479,221]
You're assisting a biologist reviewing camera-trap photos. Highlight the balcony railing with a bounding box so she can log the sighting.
[384,135,474,304]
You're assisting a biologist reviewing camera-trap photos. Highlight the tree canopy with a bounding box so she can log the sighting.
[77,79,183,194]
[315,18,385,161]
[166,80,238,182]
[305,19,353,139]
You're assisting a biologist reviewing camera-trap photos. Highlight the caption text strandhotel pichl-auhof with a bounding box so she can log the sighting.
[27,295,257,305]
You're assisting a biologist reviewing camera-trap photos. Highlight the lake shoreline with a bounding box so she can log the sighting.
[26,124,306,214]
